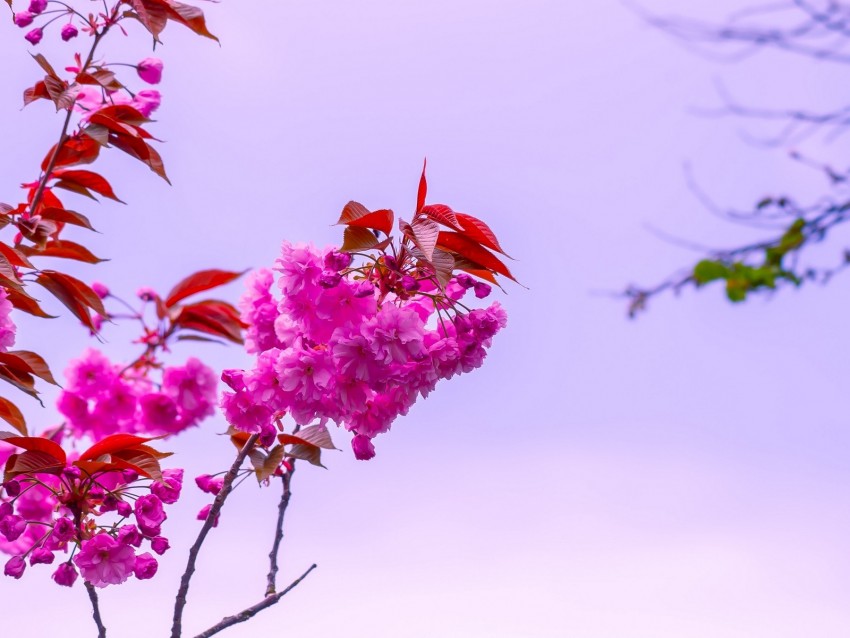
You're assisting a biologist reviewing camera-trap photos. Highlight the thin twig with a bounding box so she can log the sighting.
[170,433,260,638]
[192,564,318,638]
[85,581,107,638]
[265,468,294,596]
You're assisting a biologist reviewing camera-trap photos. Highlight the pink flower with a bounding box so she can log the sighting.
[74,533,136,588]
[4,555,25,579]
[162,359,217,428]
[196,504,220,527]
[28,0,47,14]
[195,474,224,495]
[30,547,54,565]
[116,525,142,547]
[151,468,183,504]
[150,536,169,555]
[133,552,158,580]
[136,58,163,84]
[91,281,109,299]
[132,89,161,117]
[24,27,43,45]
[52,517,75,542]
[139,393,179,433]
[13,11,33,27]
[52,562,78,587]
[0,515,26,542]
[351,434,375,461]
[134,494,166,537]
[0,288,16,353]
[60,23,78,41]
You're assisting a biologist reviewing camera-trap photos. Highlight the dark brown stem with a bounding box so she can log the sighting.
[170,433,259,638]
[84,581,107,638]
[265,467,294,596]
[192,564,318,638]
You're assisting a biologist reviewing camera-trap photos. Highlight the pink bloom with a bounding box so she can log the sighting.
[274,242,324,296]
[13,11,33,27]
[74,533,135,588]
[0,515,26,542]
[196,504,219,527]
[133,552,158,580]
[162,359,217,428]
[363,303,426,364]
[134,494,166,537]
[30,547,54,565]
[116,525,142,547]
[150,536,169,555]
[24,27,43,45]
[91,281,109,299]
[473,281,492,299]
[0,288,16,353]
[116,501,132,517]
[28,0,47,14]
[132,89,161,117]
[4,555,25,579]
[351,434,375,461]
[52,562,78,587]
[136,58,163,84]
[60,23,78,41]
[151,468,183,504]
[195,474,224,495]
[139,393,179,433]
[52,517,75,542]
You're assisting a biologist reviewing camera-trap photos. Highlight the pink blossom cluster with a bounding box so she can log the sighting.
[0,287,17,353]
[223,242,507,460]
[0,461,181,587]
[57,350,217,441]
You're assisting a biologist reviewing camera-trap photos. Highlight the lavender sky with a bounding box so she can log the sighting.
[1,1,849,636]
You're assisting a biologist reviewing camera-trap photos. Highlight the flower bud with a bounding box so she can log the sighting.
[14,11,34,27]
[150,536,170,555]
[30,547,55,565]
[0,515,26,541]
[52,562,78,587]
[4,556,25,579]
[351,434,376,461]
[136,58,163,84]
[3,480,20,497]
[133,552,158,580]
[91,281,109,299]
[116,501,133,518]
[28,0,47,14]
[194,474,224,495]
[60,23,78,41]
[319,272,342,288]
[473,281,492,299]
[52,517,75,542]
[196,504,219,527]
[401,275,421,293]
[24,27,43,45]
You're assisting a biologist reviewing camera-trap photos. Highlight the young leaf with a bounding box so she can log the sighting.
[0,434,66,463]
[337,201,394,235]
[436,232,517,281]
[5,450,65,480]
[416,158,428,213]
[21,240,106,264]
[36,271,106,332]
[0,398,26,436]
[51,169,123,203]
[162,0,219,41]
[42,134,100,171]
[341,226,380,252]
[5,288,54,318]
[38,208,97,232]
[400,218,440,262]
[0,365,39,403]
[454,212,511,257]
[420,204,462,231]
[5,351,57,386]
[79,434,160,462]
[165,269,246,307]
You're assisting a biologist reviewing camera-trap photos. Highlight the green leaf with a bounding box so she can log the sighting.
[693,260,729,285]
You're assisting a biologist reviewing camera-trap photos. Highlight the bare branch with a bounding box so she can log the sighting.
[85,581,107,638]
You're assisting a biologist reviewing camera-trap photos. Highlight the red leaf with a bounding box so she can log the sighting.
[162,0,219,41]
[0,433,66,464]
[420,204,462,231]
[23,80,50,106]
[0,243,33,269]
[79,434,159,462]
[38,207,96,232]
[5,450,65,480]
[416,158,427,213]
[110,450,163,481]
[42,134,100,171]
[165,269,246,307]
[454,212,511,257]
[51,170,123,203]
[436,232,517,281]
[337,202,394,236]
[30,53,58,79]
[0,398,26,436]
[174,301,245,344]
[127,0,169,40]
[0,365,39,402]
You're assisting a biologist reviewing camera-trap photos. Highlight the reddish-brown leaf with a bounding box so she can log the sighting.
[51,169,123,203]
[6,288,53,318]
[111,450,163,481]
[127,0,169,39]
[0,365,38,402]
[36,271,105,332]
[30,53,59,79]
[296,423,338,450]
[21,240,106,264]
[23,80,49,106]
[5,450,65,480]
[416,159,428,213]
[400,218,439,262]
[0,398,26,436]
[340,226,380,252]
[454,212,511,257]
[163,0,219,41]
[165,269,246,307]
[6,351,57,386]
[93,104,151,126]
[174,301,246,344]
[0,433,66,463]
[38,207,96,232]
[436,232,517,281]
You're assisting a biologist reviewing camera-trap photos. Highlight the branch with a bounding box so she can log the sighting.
[265,467,294,596]
[85,581,107,638]
[170,433,260,638]
[192,564,318,638]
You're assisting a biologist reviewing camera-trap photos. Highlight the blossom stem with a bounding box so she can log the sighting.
[170,433,260,638]
[265,467,294,596]
[85,581,107,638]
[191,564,317,638]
